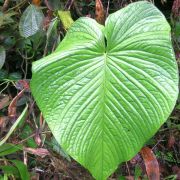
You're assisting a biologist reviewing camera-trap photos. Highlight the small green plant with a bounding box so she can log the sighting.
[31,1,179,180]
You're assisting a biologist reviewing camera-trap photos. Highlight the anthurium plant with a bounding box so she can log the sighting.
[31,1,179,180]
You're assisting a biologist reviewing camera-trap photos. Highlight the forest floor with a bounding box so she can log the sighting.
[0,0,180,179]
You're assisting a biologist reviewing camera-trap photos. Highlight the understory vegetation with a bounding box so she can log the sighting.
[0,0,180,179]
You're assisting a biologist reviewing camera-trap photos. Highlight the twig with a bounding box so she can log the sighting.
[68,0,74,10]
[17,49,34,60]
[2,0,10,12]
[44,0,53,11]
[18,131,51,144]
[172,146,179,164]
[65,0,74,10]
[126,162,131,176]
[152,135,165,150]
[106,0,110,18]
[18,133,36,144]
[20,54,28,79]
[74,1,83,17]
[7,0,27,12]
[0,82,10,94]
[23,151,28,165]
[8,89,25,118]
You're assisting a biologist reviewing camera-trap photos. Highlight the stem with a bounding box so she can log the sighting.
[2,0,10,12]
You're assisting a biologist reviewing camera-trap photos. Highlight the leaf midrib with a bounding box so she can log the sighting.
[100,52,108,179]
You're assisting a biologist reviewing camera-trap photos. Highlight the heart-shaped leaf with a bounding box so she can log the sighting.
[31,2,179,179]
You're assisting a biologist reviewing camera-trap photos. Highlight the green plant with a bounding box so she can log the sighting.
[30,1,179,180]
[0,159,30,180]
[19,4,44,38]
[0,104,28,146]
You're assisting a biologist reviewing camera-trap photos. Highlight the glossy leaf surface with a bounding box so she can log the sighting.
[31,2,179,179]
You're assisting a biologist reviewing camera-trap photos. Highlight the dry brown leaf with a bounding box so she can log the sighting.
[140,147,160,180]
[167,134,175,149]
[51,156,68,172]
[35,129,42,146]
[30,173,40,180]
[172,166,180,179]
[172,0,180,17]
[24,147,50,157]
[39,112,44,128]
[0,116,9,128]
[125,176,134,180]
[16,80,30,90]
[0,94,10,110]
[44,0,53,10]
[32,0,41,6]
[8,89,25,118]
[95,0,105,25]
[43,10,53,30]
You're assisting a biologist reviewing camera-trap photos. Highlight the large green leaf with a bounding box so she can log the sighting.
[31,2,179,180]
